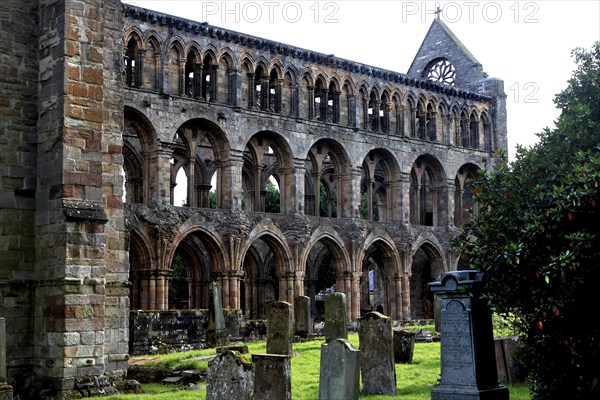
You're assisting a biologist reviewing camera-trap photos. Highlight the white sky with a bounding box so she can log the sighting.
[123,0,600,162]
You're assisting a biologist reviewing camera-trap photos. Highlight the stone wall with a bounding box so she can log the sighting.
[0,0,39,393]
[130,310,241,355]
[1,0,129,397]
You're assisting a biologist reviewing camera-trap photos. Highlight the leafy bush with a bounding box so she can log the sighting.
[454,42,600,399]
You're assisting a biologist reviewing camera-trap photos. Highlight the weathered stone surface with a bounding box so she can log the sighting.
[130,309,240,355]
[358,312,396,395]
[207,350,254,400]
[266,301,293,355]
[429,271,509,400]
[216,344,248,354]
[252,354,291,400]
[0,0,507,395]
[324,293,347,343]
[294,296,312,337]
[393,329,416,364]
[207,282,229,348]
[318,339,360,400]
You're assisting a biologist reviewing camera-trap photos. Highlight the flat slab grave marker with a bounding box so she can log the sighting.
[429,271,509,400]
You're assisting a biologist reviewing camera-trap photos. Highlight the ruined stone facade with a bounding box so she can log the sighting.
[0,0,506,397]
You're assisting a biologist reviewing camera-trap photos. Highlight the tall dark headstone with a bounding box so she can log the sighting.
[206,282,228,348]
[324,292,347,342]
[358,312,396,394]
[266,301,293,355]
[429,271,509,400]
[206,350,254,400]
[294,295,312,337]
[318,339,360,400]
[252,354,292,400]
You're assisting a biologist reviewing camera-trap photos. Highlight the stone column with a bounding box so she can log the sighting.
[372,100,381,131]
[136,49,145,87]
[229,271,240,310]
[154,52,163,92]
[429,271,509,400]
[148,276,156,309]
[260,77,269,110]
[228,68,240,106]
[140,277,149,309]
[210,65,219,102]
[274,79,283,112]
[221,272,230,309]
[393,273,402,319]
[291,82,299,118]
[367,178,374,220]
[351,275,361,321]
[307,86,315,119]
[401,275,410,319]
[194,63,203,98]
[313,172,321,216]
[178,58,186,96]
[254,165,263,212]
[246,73,255,108]
[332,91,341,123]
[347,94,356,127]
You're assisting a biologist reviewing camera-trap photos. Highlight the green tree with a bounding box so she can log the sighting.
[265,178,280,213]
[455,43,600,399]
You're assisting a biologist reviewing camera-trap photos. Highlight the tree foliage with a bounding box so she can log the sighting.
[265,178,280,213]
[454,42,600,398]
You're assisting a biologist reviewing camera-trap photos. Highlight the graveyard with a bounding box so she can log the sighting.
[89,331,530,400]
[86,280,530,399]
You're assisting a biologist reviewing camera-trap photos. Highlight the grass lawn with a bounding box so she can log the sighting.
[94,331,531,399]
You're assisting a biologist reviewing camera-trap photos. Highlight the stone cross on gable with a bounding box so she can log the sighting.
[435,6,442,20]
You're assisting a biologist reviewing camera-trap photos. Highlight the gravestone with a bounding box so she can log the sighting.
[206,282,228,348]
[252,354,292,400]
[318,339,360,400]
[324,292,347,342]
[206,350,254,400]
[358,312,396,395]
[0,318,12,400]
[495,336,523,384]
[294,295,312,337]
[266,301,293,355]
[393,328,416,364]
[429,271,509,400]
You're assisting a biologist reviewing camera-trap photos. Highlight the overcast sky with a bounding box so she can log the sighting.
[122,0,600,162]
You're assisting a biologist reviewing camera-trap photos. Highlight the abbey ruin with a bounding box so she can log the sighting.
[0,0,506,397]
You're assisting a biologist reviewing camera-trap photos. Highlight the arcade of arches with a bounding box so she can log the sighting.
[123,5,507,322]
